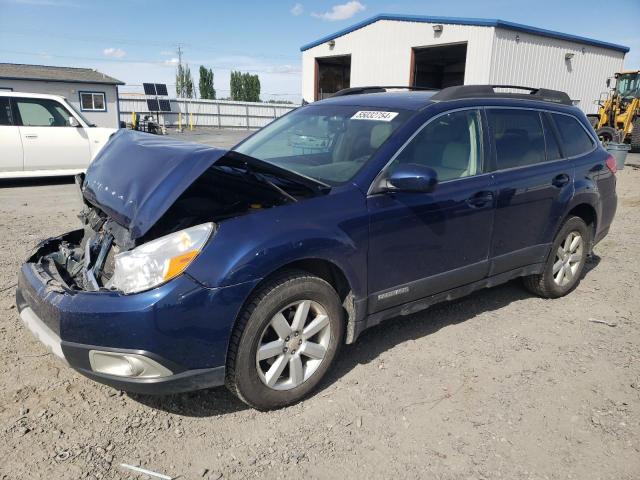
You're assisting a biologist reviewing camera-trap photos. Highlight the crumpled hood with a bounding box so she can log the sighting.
[82,129,227,239]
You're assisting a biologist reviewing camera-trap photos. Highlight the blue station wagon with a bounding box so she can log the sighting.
[17,85,618,410]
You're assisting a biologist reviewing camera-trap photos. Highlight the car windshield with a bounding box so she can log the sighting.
[233,104,413,185]
[64,99,95,126]
[616,73,640,99]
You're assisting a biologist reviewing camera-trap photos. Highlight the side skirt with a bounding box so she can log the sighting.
[350,263,544,343]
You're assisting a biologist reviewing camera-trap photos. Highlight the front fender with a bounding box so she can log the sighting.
[186,188,369,299]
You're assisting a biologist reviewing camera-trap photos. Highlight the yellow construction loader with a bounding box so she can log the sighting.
[588,70,640,151]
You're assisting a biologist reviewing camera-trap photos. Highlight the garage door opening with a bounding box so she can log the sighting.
[316,55,351,100]
[411,43,467,89]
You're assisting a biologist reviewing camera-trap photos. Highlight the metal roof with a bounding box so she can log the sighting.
[0,63,124,85]
[300,14,630,54]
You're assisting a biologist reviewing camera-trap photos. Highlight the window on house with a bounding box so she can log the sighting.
[79,92,106,111]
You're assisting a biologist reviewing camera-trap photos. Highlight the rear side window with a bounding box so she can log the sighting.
[488,109,546,169]
[542,114,562,161]
[0,98,12,125]
[552,114,595,157]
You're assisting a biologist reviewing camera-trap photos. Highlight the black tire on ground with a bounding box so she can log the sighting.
[631,118,640,152]
[225,270,344,410]
[596,126,620,144]
[523,216,590,299]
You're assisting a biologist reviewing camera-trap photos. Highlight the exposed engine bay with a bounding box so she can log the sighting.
[31,159,321,293]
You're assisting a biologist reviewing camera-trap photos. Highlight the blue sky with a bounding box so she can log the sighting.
[0,0,638,101]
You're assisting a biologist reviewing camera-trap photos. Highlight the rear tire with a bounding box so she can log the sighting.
[631,118,640,152]
[597,126,620,144]
[225,270,344,410]
[523,216,590,298]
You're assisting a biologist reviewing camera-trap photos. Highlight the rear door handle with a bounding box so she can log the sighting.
[467,191,494,208]
[552,173,570,187]
[24,134,38,139]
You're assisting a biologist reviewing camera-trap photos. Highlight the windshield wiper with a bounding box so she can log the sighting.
[223,151,331,195]
[243,164,297,203]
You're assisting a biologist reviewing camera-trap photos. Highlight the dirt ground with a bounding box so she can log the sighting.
[1,145,638,480]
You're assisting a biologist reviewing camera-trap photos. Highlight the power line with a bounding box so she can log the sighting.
[0,29,300,61]
[0,49,301,75]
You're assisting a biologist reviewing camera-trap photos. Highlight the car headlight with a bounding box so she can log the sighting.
[109,223,214,294]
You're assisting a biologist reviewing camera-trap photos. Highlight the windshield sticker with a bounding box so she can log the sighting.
[351,111,399,121]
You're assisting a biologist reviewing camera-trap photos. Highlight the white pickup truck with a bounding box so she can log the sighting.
[0,91,117,178]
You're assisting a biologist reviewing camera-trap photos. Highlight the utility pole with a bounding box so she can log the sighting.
[176,44,188,128]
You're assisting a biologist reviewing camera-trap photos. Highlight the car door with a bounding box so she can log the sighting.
[487,108,574,275]
[12,97,91,171]
[367,108,495,312]
[0,97,23,173]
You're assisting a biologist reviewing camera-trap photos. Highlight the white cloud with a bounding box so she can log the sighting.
[311,1,365,21]
[159,50,174,56]
[290,3,303,16]
[163,58,179,66]
[103,47,126,58]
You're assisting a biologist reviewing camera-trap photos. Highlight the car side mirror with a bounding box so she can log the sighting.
[381,164,438,193]
[68,116,81,127]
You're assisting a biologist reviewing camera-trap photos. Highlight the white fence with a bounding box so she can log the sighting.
[118,95,299,129]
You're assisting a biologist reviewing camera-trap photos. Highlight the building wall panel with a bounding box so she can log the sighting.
[302,20,495,102]
[490,28,625,113]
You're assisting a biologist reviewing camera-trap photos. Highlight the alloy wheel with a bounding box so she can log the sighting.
[553,230,584,287]
[256,300,331,391]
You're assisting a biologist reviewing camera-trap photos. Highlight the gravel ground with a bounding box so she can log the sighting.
[0,144,638,480]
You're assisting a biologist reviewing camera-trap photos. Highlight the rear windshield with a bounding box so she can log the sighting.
[234,105,413,185]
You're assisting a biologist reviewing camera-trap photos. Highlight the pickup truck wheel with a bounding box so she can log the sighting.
[225,271,344,410]
[523,216,589,298]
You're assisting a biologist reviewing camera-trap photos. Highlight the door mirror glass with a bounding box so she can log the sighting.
[384,164,438,193]
[68,116,80,127]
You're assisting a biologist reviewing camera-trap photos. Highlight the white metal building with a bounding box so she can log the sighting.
[0,64,123,127]
[300,15,629,113]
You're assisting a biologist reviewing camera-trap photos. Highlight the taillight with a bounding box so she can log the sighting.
[605,154,617,174]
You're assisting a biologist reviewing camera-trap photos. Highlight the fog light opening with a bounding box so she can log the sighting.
[89,351,173,378]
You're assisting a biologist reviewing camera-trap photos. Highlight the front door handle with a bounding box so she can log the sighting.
[552,173,570,187]
[24,134,38,139]
[467,191,494,208]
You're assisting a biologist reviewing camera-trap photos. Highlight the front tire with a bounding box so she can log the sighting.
[523,216,590,298]
[225,270,344,410]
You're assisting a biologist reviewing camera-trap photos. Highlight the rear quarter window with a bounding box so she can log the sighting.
[552,114,595,157]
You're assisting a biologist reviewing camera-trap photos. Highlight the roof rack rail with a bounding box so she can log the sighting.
[430,85,573,105]
[330,86,436,97]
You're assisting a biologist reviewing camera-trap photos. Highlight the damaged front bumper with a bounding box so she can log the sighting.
[16,232,259,395]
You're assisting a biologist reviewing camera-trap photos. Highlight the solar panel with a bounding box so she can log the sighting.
[159,99,171,112]
[143,83,157,96]
[155,83,168,96]
[146,99,160,111]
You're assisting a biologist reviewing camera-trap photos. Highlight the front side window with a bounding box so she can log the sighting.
[387,109,483,182]
[552,114,595,158]
[234,105,412,184]
[14,98,72,127]
[79,92,106,111]
[488,109,546,170]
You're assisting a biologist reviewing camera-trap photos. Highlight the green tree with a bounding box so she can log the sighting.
[230,71,261,102]
[198,66,216,100]
[176,63,194,98]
